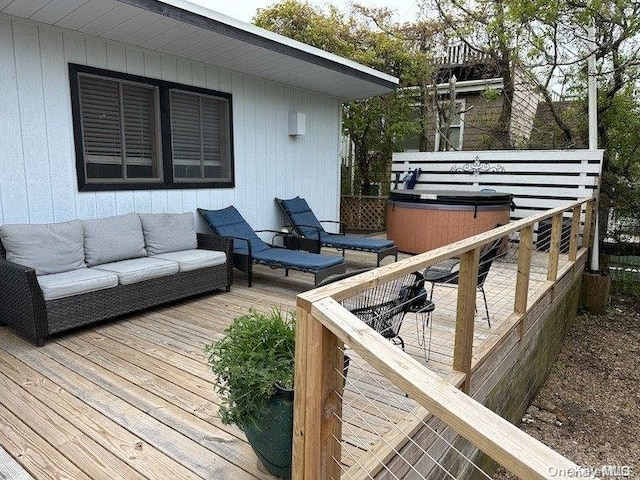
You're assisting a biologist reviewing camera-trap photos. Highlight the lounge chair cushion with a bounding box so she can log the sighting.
[92,257,179,285]
[278,196,324,238]
[320,234,395,252]
[198,207,270,254]
[154,249,227,272]
[139,213,197,255]
[83,213,146,267]
[0,220,86,275]
[37,268,118,301]
[253,248,343,271]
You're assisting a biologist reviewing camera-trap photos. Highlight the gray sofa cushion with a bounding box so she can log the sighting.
[154,249,227,272]
[92,257,179,285]
[37,268,118,301]
[138,213,197,255]
[83,213,146,267]
[0,220,85,275]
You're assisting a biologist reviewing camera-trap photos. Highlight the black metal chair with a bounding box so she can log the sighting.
[422,238,504,327]
[320,269,435,360]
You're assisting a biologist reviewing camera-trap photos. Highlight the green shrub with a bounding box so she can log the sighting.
[205,308,296,428]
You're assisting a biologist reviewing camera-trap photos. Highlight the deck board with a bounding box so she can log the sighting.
[0,244,565,479]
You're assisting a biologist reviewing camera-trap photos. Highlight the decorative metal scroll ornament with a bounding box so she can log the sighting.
[450,156,506,175]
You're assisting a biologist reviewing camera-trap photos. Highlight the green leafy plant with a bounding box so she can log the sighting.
[205,308,296,428]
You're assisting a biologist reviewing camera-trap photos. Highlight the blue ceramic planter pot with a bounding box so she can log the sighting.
[243,386,294,479]
[242,355,350,479]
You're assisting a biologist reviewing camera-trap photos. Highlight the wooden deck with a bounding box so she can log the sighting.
[0,243,566,479]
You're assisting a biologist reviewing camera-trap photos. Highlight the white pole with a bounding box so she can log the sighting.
[588,24,600,271]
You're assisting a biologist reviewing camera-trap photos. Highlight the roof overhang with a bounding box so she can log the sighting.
[0,0,399,101]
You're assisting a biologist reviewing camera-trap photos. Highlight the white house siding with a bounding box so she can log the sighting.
[0,17,343,236]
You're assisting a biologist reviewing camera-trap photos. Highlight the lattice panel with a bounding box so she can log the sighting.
[340,196,387,231]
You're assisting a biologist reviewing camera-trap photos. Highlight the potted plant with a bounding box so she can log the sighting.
[206,308,350,479]
[206,308,296,478]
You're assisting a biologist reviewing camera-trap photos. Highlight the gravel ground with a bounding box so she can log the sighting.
[493,294,640,479]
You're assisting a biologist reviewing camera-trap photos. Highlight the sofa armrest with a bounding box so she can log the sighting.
[197,233,234,288]
[0,259,48,346]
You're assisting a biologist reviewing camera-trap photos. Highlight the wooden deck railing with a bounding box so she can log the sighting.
[293,197,595,479]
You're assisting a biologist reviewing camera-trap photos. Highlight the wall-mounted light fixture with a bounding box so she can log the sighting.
[288,112,306,136]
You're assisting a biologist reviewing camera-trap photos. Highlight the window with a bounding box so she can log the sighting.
[435,99,465,151]
[70,64,234,190]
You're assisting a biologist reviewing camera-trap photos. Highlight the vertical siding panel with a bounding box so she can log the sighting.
[39,27,77,222]
[230,72,244,213]
[219,69,234,208]
[283,86,295,199]
[13,22,54,223]
[191,62,205,89]
[267,83,289,201]
[264,81,278,227]
[254,78,269,226]
[62,31,95,219]
[240,75,257,221]
[0,19,29,224]
[307,92,321,217]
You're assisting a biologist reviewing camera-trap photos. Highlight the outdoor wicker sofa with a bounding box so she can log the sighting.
[0,212,233,347]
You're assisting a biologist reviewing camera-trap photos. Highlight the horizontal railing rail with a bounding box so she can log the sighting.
[293,197,595,479]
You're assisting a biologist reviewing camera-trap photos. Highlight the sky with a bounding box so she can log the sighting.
[190,0,421,24]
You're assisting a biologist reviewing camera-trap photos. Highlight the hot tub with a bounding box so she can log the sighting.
[386,190,513,254]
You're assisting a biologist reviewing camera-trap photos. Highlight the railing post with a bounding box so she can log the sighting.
[568,205,581,261]
[293,305,344,479]
[582,199,594,249]
[515,225,533,317]
[453,247,479,393]
[547,213,563,281]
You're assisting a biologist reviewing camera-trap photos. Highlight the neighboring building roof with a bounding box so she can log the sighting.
[0,0,398,101]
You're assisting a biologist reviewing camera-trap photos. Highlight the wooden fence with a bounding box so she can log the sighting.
[293,197,595,478]
[391,150,603,221]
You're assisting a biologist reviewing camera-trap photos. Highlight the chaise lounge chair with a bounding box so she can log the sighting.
[198,206,346,287]
[275,196,398,266]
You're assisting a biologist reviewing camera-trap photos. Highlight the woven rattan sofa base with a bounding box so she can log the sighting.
[0,233,232,346]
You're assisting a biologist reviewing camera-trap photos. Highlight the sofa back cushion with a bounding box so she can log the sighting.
[83,213,147,267]
[138,212,197,255]
[0,220,85,275]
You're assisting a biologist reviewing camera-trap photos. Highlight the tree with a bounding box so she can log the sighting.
[509,0,640,241]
